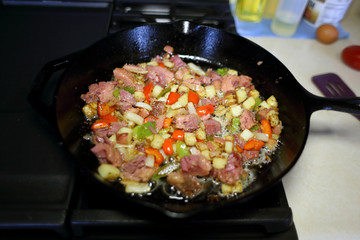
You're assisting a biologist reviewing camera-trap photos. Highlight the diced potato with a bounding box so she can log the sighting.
[223,94,237,106]
[225,111,233,122]
[214,105,227,117]
[145,155,155,167]
[182,74,194,80]
[184,132,197,146]
[163,60,174,68]
[224,141,234,154]
[197,87,207,98]
[221,180,243,195]
[151,134,165,149]
[243,96,256,110]
[196,141,208,151]
[157,97,166,102]
[109,134,117,144]
[236,88,247,103]
[227,69,238,75]
[259,100,270,109]
[170,84,179,92]
[121,181,151,193]
[82,102,98,119]
[249,89,260,99]
[205,85,216,99]
[213,157,227,169]
[171,93,188,109]
[134,91,146,102]
[195,128,206,141]
[188,62,206,76]
[224,135,234,142]
[230,104,243,117]
[240,129,254,141]
[267,110,280,127]
[147,61,159,66]
[98,164,120,180]
[151,85,164,98]
[201,150,211,160]
[266,95,278,108]
[178,85,189,93]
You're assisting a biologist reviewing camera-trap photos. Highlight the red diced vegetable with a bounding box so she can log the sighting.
[188,90,200,104]
[196,104,214,116]
[145,147,164,166]
[167,92,181,105]
[162,138,174,155]
[243,139,264,151]
[143,82,153,103]
[261,119,272,138]
[172,130,184,141]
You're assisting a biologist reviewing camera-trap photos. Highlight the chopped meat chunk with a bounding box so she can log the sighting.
[167,172,202,197]
[180,155,212,177]
[174,114,200,132]
[204,118,222,136]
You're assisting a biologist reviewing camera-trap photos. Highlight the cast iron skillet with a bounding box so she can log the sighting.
[29,21,360,218]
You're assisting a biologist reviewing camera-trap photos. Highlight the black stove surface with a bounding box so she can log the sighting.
[0,1,297,239]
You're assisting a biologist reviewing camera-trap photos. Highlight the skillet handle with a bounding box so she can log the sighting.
[28,52,79,124]
[304,91,360,120]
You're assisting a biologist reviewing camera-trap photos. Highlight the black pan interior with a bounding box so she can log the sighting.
[56,21,309,217]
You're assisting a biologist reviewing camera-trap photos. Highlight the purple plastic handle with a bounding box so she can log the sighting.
[312,73,360,120]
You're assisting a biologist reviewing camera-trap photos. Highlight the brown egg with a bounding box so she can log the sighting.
[316,24,339,44]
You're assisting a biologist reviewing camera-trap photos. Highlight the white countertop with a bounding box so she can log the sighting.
[246,7,360,240]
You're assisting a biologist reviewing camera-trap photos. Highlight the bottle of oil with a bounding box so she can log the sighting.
[236,0,268,22]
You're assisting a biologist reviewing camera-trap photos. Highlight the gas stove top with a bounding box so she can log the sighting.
[0,1,297,239]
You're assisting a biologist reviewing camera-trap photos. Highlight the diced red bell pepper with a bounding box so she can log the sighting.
[243,139,264,151]
[167,92,181,105]
[188,90,199,104]
[145,147,164,166]
[143,82,153,103]
[196,104,214,116]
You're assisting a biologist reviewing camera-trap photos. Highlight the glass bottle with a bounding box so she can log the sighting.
[236,0,268,22]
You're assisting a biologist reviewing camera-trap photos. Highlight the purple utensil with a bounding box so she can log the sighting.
[312,73,360,120]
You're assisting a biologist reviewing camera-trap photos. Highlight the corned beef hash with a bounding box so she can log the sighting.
[81,46,282,199]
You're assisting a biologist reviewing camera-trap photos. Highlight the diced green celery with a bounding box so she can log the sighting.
[216,68,229,76]
[157,87,171,98]
[113,88,120,97]
[151,162,181,181]
[176,141,190,158]
[132,122,156,140]
[254,97,262,108]
[122,87,136,94]
[251,124,260,132]
[231,117,240,129]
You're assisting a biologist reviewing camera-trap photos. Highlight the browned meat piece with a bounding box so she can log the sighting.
[204,118,222,136]
[170,55,187,70]
[81,81,116,103]
[147,65,174,87]
[174,114,200,132]
[167,172,202,197]
[113,67,136,88]
[150,101,166,117]
[180,155,212,177]
[91,143,123,168]
[221,75,235,94]
[242,150,259,162]
[121,155,158,182]
[240,109,256,130]
[213,152,243,185]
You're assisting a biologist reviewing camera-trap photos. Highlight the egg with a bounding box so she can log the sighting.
[316,24,339,44]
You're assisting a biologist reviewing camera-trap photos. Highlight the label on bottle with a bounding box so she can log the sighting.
[303,0,352,27]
